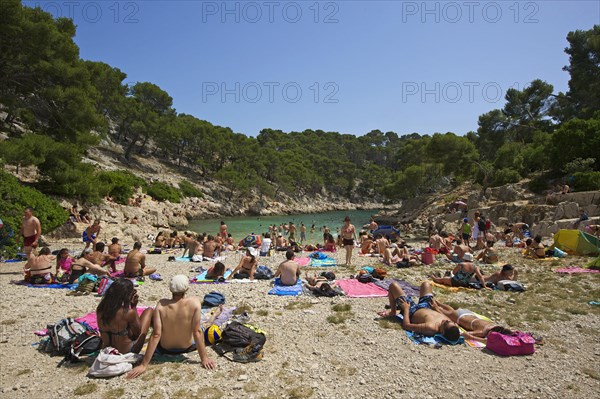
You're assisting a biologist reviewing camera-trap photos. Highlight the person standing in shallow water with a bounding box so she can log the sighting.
[341,216,357,266]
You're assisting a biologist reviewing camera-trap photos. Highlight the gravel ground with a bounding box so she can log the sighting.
[1,238,599,399]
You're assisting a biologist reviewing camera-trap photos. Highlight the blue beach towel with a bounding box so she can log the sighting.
[396,314,464,346]
[268,278,303,296]
[175,256,192,262]
[191,269,233,283]
[308,256,337,267]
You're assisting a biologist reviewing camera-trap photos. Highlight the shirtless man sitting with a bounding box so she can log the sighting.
[274,250,301,286]
[275,234,288,251]
[428,231,447,252]
[107,237,122,271]
[475,240,499,264]
[91,242,118,273]
[202,235,219,259]
[127,275,216,379]
[24,247,55,284]
[18,207,42,257]
[124,242,157,278]
[446,239,471,262]
[432,253,488,289]
[374,234,390,256]
[377,281,461,342]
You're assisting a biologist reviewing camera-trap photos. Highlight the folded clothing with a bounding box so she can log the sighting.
[268,278,303,296]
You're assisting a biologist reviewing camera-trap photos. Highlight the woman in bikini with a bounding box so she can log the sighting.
[206,261,227,280]
[69,249,110,283]
[24,247,55,284]
[430,300,513,342]
[96,279,153,354]
[305,271,338,296]
[227,249,258,280]
[341,216,357,266]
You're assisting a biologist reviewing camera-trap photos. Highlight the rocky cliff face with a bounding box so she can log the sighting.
[373,182,600,239]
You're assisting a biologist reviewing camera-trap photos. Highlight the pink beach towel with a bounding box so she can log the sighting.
[554,267,600,274]
[296,257,311,267]
[337,279,388,298]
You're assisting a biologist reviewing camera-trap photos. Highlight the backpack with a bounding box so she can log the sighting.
[254,265,274,280]
[202,292,225,308]
[67,330,102,362]
[314,283,338,297]
[320,271,336,281]
[371,268,387,280]
[478,218,486,232]
[214,322,266,363]
[43,318,89,355]
[357,273,373,283]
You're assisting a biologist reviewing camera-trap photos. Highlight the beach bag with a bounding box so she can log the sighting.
[88,347,144,378]
[45,318,88,355]
[486,331,535,356]
[358,273,373,283]
[320,271,336,281]
[215,322,266,363]
[97,277,113,296]
[67,330,102,362]
[254,265,274,280]
[202,291,225,308]
[314,283,338,297]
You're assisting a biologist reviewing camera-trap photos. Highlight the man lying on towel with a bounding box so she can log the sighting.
[127,275,216,379]
[377,281,460,342]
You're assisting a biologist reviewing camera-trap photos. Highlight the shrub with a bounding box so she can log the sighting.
[0,171,68,258]
[146,181,181,203]
[97,170,146,205]
[572,171,600,191]
[492,168,521,186]
[178,180,203,198]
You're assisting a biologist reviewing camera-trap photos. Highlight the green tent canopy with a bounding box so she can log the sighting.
[553,230,600,256]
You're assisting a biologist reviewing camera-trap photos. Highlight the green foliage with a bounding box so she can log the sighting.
[178,180,203,198]
[572,172,600,191]
[146,182,181,203]
[492,168,522,186]
[97,170,146,205]
[0,170,68,258]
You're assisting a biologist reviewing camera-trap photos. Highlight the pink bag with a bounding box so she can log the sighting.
[486,331,535,356]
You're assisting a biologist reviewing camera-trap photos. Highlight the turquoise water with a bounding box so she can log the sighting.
[187,210,378,244]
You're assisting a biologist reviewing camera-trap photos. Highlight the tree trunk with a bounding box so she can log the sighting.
[124,133,140,159]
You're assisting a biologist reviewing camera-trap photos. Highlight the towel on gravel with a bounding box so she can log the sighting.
[295,257,311,267]
[373,278,420,297]
[268,278,303,296]
[191,269,232,283]
[554,267,600,274]
[308,256,337,267]
[11,281,77,290]
[337,279,388,298]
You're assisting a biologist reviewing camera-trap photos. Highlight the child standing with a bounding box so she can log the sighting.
[460,218,471,247]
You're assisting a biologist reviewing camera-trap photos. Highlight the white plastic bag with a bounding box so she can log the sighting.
[88,347,143,378]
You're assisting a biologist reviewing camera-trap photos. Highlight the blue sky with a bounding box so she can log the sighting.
[25,1,599,137]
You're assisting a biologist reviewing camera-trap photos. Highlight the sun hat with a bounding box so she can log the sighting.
[169,274,189,293]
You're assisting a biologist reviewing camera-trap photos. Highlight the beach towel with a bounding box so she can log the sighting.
[268,278,303,296]
[308,256,337,267]
[430,281,474,292]
[554,267,600,274]
[395,314,464,346]
[11,280,77,290]
[295,257,311,267]
[175,256,193,262]
[373,278,420,297]
[191,270,233,283]
[337,279,388,298]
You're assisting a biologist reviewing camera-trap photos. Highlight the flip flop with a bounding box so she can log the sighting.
[149,273,162,281]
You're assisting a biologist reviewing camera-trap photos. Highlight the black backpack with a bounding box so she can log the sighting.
[214,322,266,362]
[478,217,486,232]
[254,265,274,280]
[67,331,102,362]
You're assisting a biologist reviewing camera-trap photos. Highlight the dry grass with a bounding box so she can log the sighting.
[284,301,313,311]
[287,386,314,399]
[103,388,125,399]
[15,369,32,376]
[378,318,403,330]
[582,367,600,381]
[148,392,164,399]
[256,309,269,316]
[327,303,354,324]
[234,304,253,314]
[243,382,260,393]
[172,388,223,399]
[73,383,98,396]
[1,319,16,325]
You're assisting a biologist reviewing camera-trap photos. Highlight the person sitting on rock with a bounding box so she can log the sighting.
[124,242,157,278]
[431,253,488,289]
[475,240,499,264]
[126,275,216,379]
[377,281,461,342]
